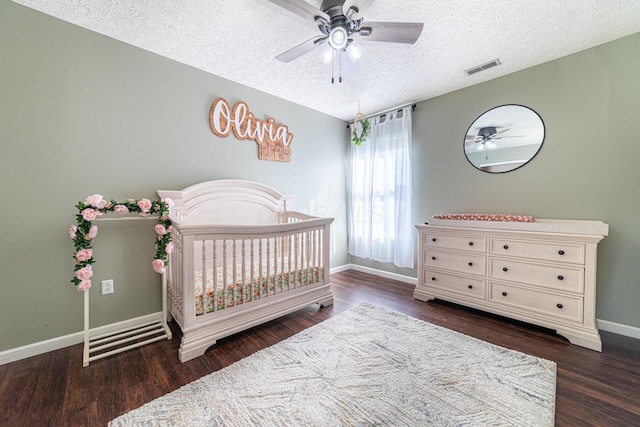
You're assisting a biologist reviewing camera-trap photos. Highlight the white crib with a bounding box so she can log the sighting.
[157,180,334,362]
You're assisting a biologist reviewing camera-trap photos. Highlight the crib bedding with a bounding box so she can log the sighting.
[194,259,322,314]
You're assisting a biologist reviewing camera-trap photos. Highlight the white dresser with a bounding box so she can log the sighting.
[414,218,608,351]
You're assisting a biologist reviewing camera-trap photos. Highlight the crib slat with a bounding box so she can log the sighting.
[200,240,207,315]
[278,236,283,294]
[293,233,298,288]
[266,238,271,296]
[241,239,246,306]
[312,229,317,282]
[259,238,263,299]
[223,240,227,309]
[232,240,237,306]
[212,239,218,312]
[250,239,255,302]
[287,234,292,291]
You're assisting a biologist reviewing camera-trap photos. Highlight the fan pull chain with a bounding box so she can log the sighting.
[331,49,343,84]
[331,49,334,84]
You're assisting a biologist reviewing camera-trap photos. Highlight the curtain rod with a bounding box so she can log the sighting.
[346,103,416,128]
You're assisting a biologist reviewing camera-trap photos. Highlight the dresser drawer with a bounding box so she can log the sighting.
[489,282,583,322]
[423,232,486,253]
[490,238,585,264]
[489,258,584,293]
[424,249,486,276]
[422,269,486,299]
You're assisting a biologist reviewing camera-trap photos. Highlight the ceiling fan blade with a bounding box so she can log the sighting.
[276,36,327,63]
[342,0,376,20]
[359,22,424,44]
[493,127,512,136]
[268,0,330,23]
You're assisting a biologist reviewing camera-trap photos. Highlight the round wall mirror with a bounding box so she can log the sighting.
[464,104,545,173]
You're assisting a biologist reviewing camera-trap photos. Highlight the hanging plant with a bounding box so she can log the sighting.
[351,112,371,146]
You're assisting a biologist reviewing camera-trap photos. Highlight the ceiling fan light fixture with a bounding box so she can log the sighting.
[319,44,333,64]
[484,140,497,149]
[328,26,348,49]
[346,41,363,61]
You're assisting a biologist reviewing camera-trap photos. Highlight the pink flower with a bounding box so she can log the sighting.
[85,194,106,209]
[87,225,99,239]
[75,249,93,262]
[81,208,98,221]
[76,265,93,281]
[154,224,166,235]
[165,242,174,254]
[163,197,174,207]
[69,225,77,239]
[114,205,129,215]
[138,199,152,213]
[152,259,165,274]
[77,280,92,292]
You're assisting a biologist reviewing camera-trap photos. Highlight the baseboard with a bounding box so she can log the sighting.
[0,312,163,366]
[598,319,640,340]
[346,263,418,285]
[330,264,351,274]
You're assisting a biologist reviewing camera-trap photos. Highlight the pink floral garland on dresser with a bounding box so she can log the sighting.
[69,194,173,292]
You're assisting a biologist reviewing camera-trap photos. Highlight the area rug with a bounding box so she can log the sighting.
[110,303,556,426]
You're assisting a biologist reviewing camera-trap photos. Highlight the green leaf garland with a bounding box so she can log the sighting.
[69,195,173,291]
[351,115,371,146]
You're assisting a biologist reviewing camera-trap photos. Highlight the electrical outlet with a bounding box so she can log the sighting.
[101,279,114,295]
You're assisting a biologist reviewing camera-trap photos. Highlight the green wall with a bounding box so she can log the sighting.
[395,32,640,329]
[352,32,640,329]
[0,1,349,352]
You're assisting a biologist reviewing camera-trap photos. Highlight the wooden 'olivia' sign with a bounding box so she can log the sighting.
[209,97,293,162]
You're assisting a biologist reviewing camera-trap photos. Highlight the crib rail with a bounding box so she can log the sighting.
[166,214,332,329]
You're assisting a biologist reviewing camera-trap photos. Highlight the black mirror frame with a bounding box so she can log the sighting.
[463,104,545,173]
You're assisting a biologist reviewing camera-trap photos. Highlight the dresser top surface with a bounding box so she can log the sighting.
[421,218,609,237]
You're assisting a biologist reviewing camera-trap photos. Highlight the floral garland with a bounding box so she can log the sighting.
[351,113,371,146]
[69,194,173,292]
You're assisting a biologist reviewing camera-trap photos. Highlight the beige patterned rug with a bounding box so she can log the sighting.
[110,303,556,426]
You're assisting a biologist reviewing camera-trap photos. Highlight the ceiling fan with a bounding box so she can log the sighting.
[465,126,523,148]
[268,0,424,63]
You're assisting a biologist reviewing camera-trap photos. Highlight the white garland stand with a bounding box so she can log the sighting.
[82,216,172,367]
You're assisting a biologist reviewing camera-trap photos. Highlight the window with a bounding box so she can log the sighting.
[348,107,414,268]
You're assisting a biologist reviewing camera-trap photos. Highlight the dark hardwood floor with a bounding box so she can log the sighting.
[1,270,640,426]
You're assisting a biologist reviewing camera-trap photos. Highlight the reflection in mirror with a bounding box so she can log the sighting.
[464,105,545,173]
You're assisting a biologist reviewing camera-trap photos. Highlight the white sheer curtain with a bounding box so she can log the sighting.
[348,106,414,268]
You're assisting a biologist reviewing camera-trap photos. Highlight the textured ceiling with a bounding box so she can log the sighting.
[11,0,640,121]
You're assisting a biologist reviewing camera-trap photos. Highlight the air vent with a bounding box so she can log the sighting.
[465,59,501,76]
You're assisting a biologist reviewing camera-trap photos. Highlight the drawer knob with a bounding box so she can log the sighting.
[503,245,509,250]
[502,267,508,272]
[468,284,473,289]
[468,241,474,246]
[432,256,436,261]
[468,262,473,266]
[558,250,565,255]
[431,277,436,281]
[557,303,564,309]
[557,275,564,281]
[432,238,437,242]
[501,291,508,297]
